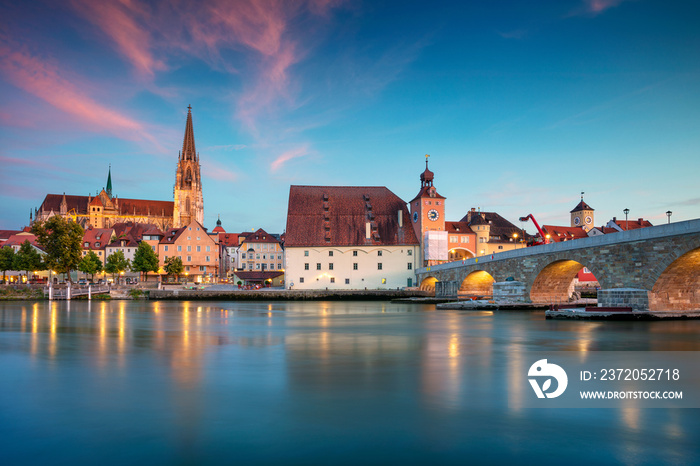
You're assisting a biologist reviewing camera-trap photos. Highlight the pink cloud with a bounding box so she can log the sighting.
[585,0,628,14]
[70,0,165,78]
[270,145,309,172]
[0,40,156,144]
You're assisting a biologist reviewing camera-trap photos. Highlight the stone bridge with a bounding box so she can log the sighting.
[416,219,700,312]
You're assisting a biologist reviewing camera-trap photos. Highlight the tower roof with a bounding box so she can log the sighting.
[181,105,196,159]
[420,157,434,186]
[570,200,594,213]
[106,164,113,198]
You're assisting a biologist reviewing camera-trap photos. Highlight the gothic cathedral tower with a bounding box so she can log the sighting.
[409,155,446,266]
[173,105,204,228]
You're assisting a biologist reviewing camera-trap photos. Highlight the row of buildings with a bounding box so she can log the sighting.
[5,107,654,288]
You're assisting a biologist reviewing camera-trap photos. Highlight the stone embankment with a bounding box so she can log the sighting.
[149,288,431,301]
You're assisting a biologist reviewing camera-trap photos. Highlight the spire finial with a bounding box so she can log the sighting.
[581,191,584,201]
[106,164,113,198]
[425,153,430,169]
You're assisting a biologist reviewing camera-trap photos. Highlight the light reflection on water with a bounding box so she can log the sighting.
[0,300,699,465]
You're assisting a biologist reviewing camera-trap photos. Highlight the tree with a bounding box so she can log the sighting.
[32,216,84,282]
[164,256,183,281]
[131,242,159,282]
[0,246,15,283]
[104,250,130,283]
[78,251,103,281]
[13,240,44,281]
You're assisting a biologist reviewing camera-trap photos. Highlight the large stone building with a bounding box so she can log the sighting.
[32,106,205,232]
[285,185,420,290]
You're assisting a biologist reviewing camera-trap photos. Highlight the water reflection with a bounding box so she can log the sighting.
[0,301,699,464]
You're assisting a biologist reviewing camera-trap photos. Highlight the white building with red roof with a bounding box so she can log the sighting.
[285,185,420,290]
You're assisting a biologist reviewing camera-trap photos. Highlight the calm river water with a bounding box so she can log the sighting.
[0,300,698,465]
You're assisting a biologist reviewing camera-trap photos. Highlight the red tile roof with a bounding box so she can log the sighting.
[460,210,526,241]
[445,221,474,234]
[241,228,281,244]
[285,186,420,247]
[570,200,594,213]
[82,227,114,249]
[218,233,240,247]
[4,233,42,250]
[0,230,22,241]
[542,225,588,242]
[613,218,653,231]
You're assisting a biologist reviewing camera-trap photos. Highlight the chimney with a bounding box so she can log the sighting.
[366,222,371,239]
[398,210,403,227]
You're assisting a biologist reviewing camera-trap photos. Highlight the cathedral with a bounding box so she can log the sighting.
[33,106,204,231]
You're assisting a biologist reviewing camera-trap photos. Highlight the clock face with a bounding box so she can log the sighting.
[427,209,439,221]
[573,216,581,225]
[412,211,418,223]
[585,216,592,224]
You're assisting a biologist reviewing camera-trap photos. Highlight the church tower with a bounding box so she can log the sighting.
[173,105,204,228]
[570,192,594,232]
[409,155,447,266]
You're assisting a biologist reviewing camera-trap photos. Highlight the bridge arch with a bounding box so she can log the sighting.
[651,247,700,311]
[449,248,475,261]
[460,270,495,298]
[420,276,439,293]
[530,259,591,304]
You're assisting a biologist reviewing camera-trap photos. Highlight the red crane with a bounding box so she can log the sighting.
[519,214,550,245]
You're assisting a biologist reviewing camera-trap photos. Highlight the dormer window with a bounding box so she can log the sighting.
[95,242,100,247]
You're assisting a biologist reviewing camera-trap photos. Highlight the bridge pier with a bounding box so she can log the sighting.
[493,281,528,303]
[598,288,650,312]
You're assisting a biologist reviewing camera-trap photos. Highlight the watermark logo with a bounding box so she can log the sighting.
[528,359,568,399]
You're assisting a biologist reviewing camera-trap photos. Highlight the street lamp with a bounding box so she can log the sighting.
[513,233,518,248]
[623,208,630,228]
[666,210,672,224]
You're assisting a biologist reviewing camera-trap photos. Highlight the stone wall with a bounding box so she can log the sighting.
[598,288,650,312]
[149,289,431,301]
[492,281,528,303]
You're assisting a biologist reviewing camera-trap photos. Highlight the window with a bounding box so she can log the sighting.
[277,254,282,260]
[304,263,309,270]
[164,256,168,260]
[242,253,246,259]
[196,246,201,252]
[461,236,469,243]
[178,245,182,252]
[449,236,458,243]
[187,236,191,240]
[407,278,413,287]
[256,254,260,259]
[408,263,412,270]
[196,237,200,241]
[377,250,382,256]
[316,263,321,270]
[256,264,260,269]
[84,242,89,247]
[197,228,200,231]
[345,279,350,284]
[206,256,210,262]
[164,245,168,252]
[353,250,358,256]
[300,277,304,283]
[188,227,191,231]
[407,250,412,256]
[206,246,210,252]
[98,251,102,256]
[278,264,282,270]
[329,251,333,257]
[329,263,334,270]
[378,263,383,270]
[186,266,190,271]
[127,249,131,253]
[95,242,100,247]
[304,250,309,256]
[187,255,191,262]
[353,263,358,270]
[270,263,274,270]
[498,246,503,250]
[200,266,205,271]
[330,277,335,283]
[152,246,155,251]
[479,237,486,243]
[187,245,191,252]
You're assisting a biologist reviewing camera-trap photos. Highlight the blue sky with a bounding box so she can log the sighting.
[1,0,698,233]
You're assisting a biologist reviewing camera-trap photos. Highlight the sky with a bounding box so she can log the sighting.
[1,0,699,234]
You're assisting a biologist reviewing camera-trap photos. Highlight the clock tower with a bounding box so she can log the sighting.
[410,155,446,266]
[570,193,594,232]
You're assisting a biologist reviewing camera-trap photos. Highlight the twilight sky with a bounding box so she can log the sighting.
[1,0,698,234]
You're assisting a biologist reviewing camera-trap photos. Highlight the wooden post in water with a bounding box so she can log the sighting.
[88,283,92,300]
[66,281,71,301]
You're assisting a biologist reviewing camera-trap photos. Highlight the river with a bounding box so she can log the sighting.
[0,300,698,464]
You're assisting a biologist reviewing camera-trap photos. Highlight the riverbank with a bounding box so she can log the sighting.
[149,288,432,301]
[546,308,700,320]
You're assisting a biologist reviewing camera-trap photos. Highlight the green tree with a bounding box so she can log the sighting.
[13,240,44,281]
[32,216,84,282]
[78,250,103,281]
[164,256,183,281]
[0,246,16,283]
[131,242,159,282]
[104,250,130,283]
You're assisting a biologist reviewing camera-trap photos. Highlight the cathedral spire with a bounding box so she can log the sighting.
[106,164,113,198]
[182,105,196,161]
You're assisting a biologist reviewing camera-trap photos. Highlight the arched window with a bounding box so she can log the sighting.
[184,167,193,189]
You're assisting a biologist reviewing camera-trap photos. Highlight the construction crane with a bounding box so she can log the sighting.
[519,214,550,245]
